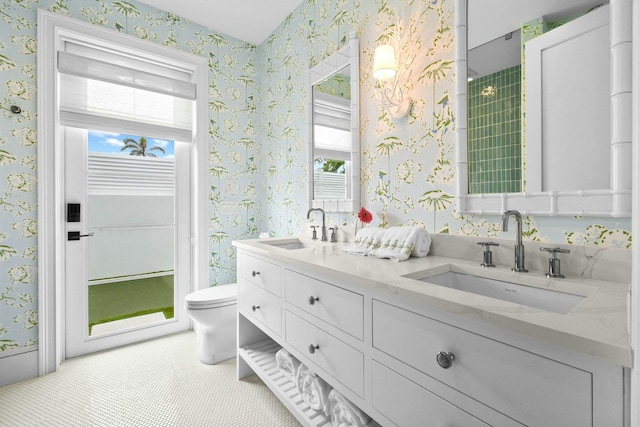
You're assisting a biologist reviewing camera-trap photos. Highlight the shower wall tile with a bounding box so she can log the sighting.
[467,65,522,194]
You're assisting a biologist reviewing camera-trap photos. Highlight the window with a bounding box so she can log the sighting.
[313,91,352,200]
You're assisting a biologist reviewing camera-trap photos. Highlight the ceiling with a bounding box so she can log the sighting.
[469,0,605,49]
[136,0,305,45]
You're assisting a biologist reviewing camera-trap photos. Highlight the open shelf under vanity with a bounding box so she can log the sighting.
[238,338,332,427]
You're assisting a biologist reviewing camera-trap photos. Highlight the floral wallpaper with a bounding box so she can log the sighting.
[260,0,631,243]
[0,0,632,356]
[0,0,259,354]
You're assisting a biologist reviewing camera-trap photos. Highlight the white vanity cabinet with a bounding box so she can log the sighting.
[240,252,283,298]
[285,270,364,340]
[284,269,365,399]
[236,250,368,427]
[285,310,364,397]
[372,361,492,426]
[372,300,597,427]
[237,253,283,337]
[238,280,282,337]
[234,245,627,427]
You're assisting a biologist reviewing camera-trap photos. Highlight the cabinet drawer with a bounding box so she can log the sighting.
[285,270,363,340]
[285,310,364,397]
[372,300,592,427]
[373,361,490,427]
[238,282,281,337]
[240,253,282,297]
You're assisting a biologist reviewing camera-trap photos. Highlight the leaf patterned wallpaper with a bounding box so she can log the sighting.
[0,0,632,354]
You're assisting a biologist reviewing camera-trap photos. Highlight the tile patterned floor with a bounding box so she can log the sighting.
[0,331,301,426]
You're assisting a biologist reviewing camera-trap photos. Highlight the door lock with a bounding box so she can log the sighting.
[68,231,94,241]
[67,203,81,222]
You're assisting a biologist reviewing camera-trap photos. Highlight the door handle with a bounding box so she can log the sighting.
[68,231,94,241]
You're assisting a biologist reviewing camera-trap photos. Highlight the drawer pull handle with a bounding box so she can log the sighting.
[308,344,319,354]
[308,296,319,305]
[252,305,260,312]
[252,271,260,277]
[436,351,455,369]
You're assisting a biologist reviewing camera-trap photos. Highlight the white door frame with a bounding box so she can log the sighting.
[37,10,209,374]
[631,1,639,424]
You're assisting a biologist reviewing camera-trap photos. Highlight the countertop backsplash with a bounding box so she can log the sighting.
[295,222,631,284]
[429,233,631,284]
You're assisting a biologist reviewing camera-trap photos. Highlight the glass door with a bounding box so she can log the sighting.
[64,127,191,358]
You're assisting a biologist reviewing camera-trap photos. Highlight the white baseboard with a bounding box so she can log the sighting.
[0,348,39,386]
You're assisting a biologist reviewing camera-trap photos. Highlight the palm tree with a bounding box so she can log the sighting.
[120,136,166,157]
[315,158,345,173]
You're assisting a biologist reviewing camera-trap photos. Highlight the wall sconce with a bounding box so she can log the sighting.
[373,43,412,120]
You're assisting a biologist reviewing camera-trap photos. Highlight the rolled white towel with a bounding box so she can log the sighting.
[409,226,431,257]
[328,388,372,427]
[368,226,431,262]
[275,348,300,382]
[341,227,385,256]
[295,363,332,415]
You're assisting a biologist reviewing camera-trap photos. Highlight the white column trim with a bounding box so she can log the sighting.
[631,0,639,424]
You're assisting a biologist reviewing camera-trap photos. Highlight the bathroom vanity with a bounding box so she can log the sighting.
[233,236,630,426]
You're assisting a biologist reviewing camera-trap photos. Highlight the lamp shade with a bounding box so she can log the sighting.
[373,45,396,80]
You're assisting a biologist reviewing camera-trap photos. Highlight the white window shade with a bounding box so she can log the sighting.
[58,49,195,141]
[313,125,352,161]
[313,91,352,162]
[62,42,192,83]
[58,51,195,99]
[313,91,350,131]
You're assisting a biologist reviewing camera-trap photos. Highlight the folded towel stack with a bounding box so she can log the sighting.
[341,227,386,256]
[341,226,431,262]
[275,348,300,382]
[295,363,332,415]
[369,226,431,261]
[328,388,377,427]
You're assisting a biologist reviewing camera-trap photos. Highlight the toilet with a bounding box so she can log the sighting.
[185,283,238,364]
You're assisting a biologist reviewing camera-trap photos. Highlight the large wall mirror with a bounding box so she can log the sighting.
[308,32,360,213]
[454,0,632,217]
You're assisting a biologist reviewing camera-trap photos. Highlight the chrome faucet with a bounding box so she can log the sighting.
[307,208,327,241]
[501,210,528,272]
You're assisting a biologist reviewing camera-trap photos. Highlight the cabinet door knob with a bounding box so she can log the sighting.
[436,351,455,369]
[308,344,319,354]
[251,305,260,312]
[308,296,319,305]
[252,270,260,277]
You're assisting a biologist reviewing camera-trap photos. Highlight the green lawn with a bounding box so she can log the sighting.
[88,275,174,334]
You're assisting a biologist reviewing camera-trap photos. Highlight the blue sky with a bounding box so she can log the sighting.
[88,131,174,158]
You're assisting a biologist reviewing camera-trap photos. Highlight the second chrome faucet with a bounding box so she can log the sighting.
[501,210,528,272]
[307,208,327,242]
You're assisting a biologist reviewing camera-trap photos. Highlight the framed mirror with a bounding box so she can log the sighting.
[308,32,360,213]
[455,0,632,217]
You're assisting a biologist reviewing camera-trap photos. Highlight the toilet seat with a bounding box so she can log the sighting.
[185,284,237,309]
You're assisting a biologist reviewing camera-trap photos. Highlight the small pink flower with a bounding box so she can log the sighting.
[357,207,373,224]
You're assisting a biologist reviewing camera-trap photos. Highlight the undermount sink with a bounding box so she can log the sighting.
[259,238,318,250]
[409,270,585,315]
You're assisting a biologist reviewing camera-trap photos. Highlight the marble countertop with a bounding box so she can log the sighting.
[233,236,631,367]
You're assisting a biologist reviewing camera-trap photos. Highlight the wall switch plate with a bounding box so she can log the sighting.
[220,201,238,215]
[224,179,236,194]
